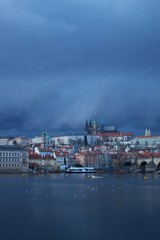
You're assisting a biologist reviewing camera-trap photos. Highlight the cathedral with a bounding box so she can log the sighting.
[84,114,117,135]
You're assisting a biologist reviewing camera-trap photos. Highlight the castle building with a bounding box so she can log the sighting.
[84,114,117,135]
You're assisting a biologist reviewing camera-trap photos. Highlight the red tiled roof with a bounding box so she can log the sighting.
[33,143,41,147]
[57,145,72,149]
[39,148,53,152]
[29,153,55,160]
[99,132,133,137]
[54,151,69,157]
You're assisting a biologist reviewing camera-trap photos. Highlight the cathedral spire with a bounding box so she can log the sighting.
[41,130,47,148]
[84,120,89,134]
[92,113,98,135]
[145,129,151,136]
[84,135,88,146]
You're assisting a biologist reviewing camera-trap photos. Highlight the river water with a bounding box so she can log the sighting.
[0,172,160,240]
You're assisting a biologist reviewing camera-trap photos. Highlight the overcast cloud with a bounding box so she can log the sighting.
[0,0,160,137]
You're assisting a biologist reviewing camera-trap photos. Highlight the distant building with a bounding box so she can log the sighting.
[53,151,69,167]
[14,137,30,146]
[0,137,30,147]
[52,134,84,145]
[31,131,53,147]
[75,148,106,168]
[145,129,151,137]
[99,132,133,142]
[31,136,42,144]
[131,136,160,147]
[0,145,29,172]
[0,137,14,146]
[34,147,53,157]
[84,113,117,135]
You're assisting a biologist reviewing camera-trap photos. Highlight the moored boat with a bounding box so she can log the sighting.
[91,175,104,179]
[67,167,95,173]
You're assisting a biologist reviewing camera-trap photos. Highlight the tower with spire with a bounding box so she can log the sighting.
[84,114,117,136]
[92,113,98,135]
[41,130,53,148]
[84,113,101,135]
[41,130,47,148]
[84,120,89,135]
[145,129,151,137]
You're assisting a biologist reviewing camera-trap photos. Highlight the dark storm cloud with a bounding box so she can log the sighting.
[0,0,160,136]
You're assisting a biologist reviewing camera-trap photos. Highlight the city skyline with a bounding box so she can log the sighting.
[0,0,160,136]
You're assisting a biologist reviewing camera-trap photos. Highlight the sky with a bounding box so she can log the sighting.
[0,0,160,137]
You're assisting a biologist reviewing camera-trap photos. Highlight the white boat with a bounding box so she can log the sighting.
[67,167,95,173]
[91,175,104,179]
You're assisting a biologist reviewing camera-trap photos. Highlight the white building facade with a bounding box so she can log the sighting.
[0,146,29,172]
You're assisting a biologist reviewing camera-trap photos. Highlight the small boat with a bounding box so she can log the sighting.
[67,167,95,173]
[91,175,104,179]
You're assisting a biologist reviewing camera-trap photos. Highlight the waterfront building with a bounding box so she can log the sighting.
[29,153,56,171]
[75,148,106,168]
[0,145,29,172]
[53,150,69,168]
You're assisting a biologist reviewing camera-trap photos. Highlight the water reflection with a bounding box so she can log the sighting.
[0,173,160,240]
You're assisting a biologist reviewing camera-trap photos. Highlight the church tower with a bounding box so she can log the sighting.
[92,113,98,135]
[84,120,89,135]
[41,130,47,148]
[145,129,151,136]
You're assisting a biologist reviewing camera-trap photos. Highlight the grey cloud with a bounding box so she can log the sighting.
[0,0,160,136]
